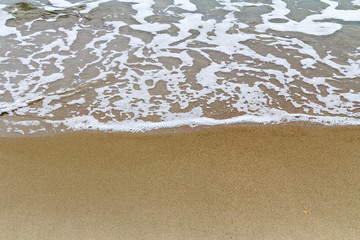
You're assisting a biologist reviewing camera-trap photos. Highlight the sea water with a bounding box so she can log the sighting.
[0,0,359,135]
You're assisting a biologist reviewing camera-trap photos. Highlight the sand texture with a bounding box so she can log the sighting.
[1,125,360,239]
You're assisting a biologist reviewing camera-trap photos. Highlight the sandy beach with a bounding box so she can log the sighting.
[1,125,360,239]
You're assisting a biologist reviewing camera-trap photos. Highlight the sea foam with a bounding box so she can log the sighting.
[0,0,359,135]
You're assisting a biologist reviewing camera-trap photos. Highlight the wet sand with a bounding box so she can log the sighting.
[1,125,360,240]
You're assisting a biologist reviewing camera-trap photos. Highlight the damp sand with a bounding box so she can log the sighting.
[1,125,360,239]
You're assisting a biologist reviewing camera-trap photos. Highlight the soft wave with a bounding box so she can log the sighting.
[0,0,359,135]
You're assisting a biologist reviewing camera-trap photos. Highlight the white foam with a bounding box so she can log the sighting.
[320,0,360,21]
[48,0,73,8]
[174,0,197,11]
[256,0,360,35]
[1,0,359,136]
[59,111,360,133]
[80,0,112,14]
[67,97,86,105]
[300,58,317,69]
[10,120,40,126]
[353,0,360,6]
[0,4,18,37]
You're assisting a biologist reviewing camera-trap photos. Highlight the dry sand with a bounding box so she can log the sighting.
[0,125,360,240]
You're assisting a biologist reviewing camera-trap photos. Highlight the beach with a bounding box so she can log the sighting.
[1,125,359,239]
[1,1,360,239]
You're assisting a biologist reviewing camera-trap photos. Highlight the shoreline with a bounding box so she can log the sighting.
[1,119,357,138]
[1,125,360,239]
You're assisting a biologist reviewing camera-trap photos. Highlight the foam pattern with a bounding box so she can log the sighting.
[0,0,359,135]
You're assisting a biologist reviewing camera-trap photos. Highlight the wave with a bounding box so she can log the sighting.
[0,0,359,135]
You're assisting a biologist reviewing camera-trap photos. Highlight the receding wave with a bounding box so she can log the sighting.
[0,0,360,135]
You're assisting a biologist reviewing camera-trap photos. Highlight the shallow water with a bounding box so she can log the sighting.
[0,0,359,136]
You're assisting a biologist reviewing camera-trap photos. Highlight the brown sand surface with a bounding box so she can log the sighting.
[0,125,360,240]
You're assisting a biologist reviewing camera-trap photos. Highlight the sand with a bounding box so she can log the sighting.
[0,125,360,240]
